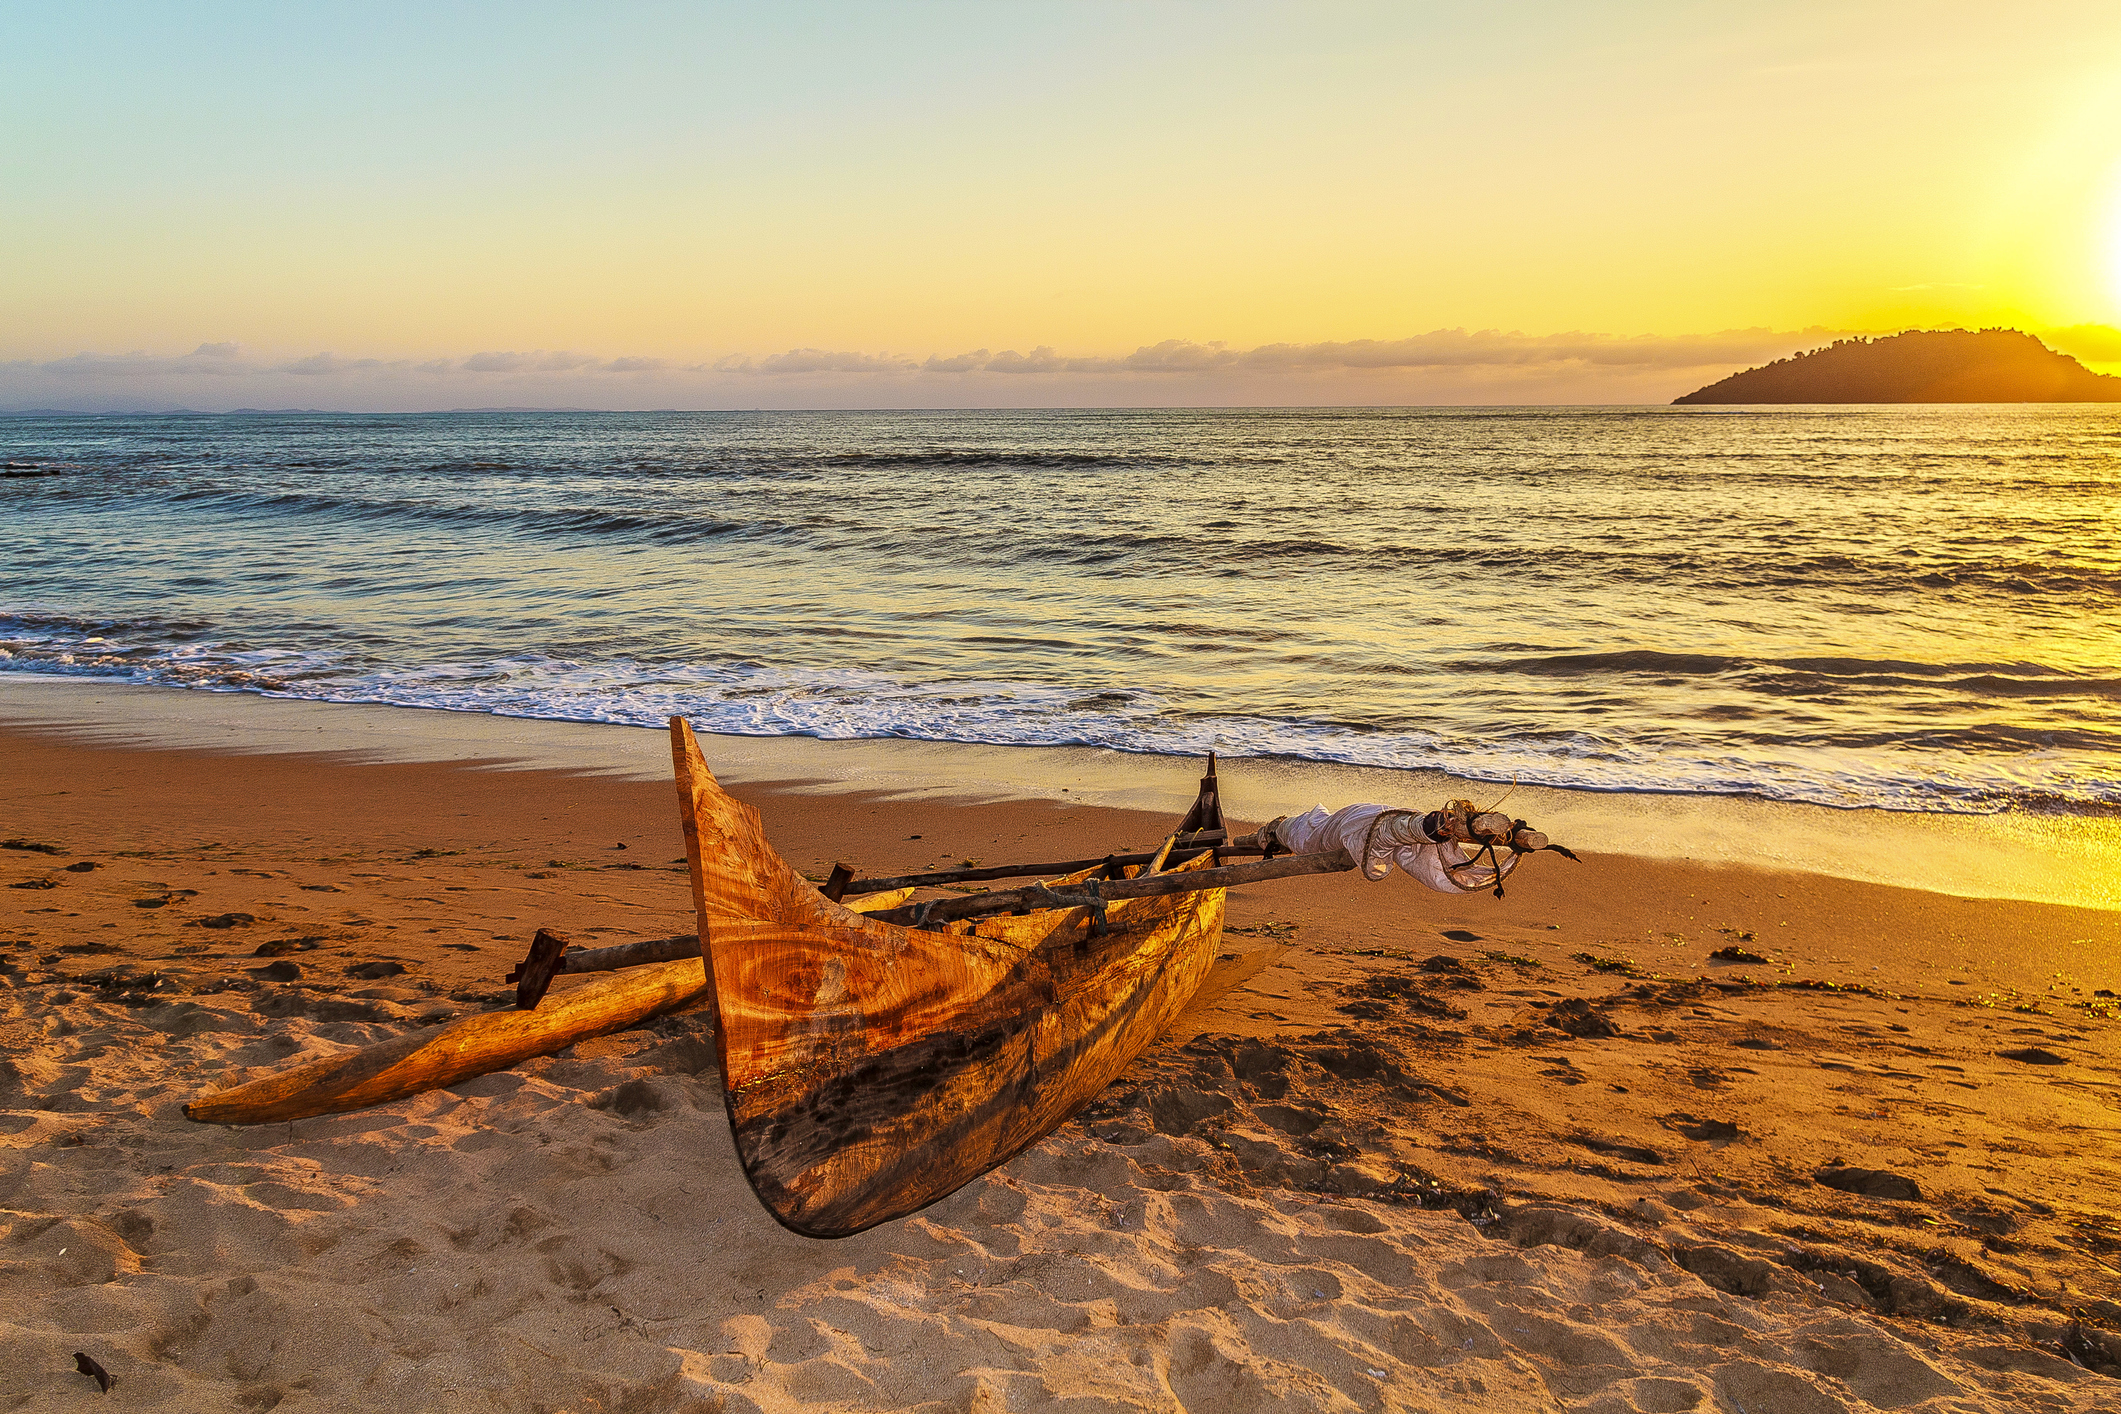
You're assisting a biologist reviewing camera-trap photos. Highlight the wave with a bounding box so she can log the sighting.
[1460,649,2121,701]
[3,619,2116,817]
[809,449,1224,471]
[17,473,2119,598]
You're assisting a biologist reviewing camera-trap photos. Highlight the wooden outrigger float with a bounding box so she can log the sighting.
[186,717,1571,1237]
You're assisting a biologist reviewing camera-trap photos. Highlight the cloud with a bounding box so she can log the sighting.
[460,350,604,373]
[277,353,391,375]
[919,348,992,373]
[33,347,258,377]
[912,328,1852,376]
[748,348,920,375]
[0,326,1874,412]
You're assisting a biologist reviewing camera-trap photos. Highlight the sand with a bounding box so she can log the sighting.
[4,713,2120,1411]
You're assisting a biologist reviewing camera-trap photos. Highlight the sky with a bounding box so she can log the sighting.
[5,0,2121,410]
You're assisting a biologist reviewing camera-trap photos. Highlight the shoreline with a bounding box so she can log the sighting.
[3,708,2119,1408]
[3,672,2117,912]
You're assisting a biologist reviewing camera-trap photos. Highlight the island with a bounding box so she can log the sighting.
[1674,327,2121,403]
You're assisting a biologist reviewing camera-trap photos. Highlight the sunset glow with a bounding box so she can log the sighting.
[4,1,2121,406]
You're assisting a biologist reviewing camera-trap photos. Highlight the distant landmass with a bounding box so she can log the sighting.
[1674,328,2121,404]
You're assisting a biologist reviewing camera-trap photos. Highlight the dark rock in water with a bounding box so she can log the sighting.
[1,838,64,854]
[8,878,59,889]
[1546,997,1619,1038]
[1708,945,1768,964]
[348,960,406,979]
[63,861,99,872]
[1998,1047,2066,1065]
[1816,1165,1923,1201]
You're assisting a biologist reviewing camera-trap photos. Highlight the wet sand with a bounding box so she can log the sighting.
[4,713,2120,1411]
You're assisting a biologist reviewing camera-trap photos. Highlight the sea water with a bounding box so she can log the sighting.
[3,406,2116,817]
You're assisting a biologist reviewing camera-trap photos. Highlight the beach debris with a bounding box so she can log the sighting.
[507,928,572,1008]
[1815,1165,1922,1201]
[252,938,321,956]
[71,1352,111,1393]
[1545,997,1619,1038]
[2,838,64,854]
[1997,1046,2067,1064]
[251,960,301,982]
[63,860,99,872]
[348,960,406,979]
[188,912,255,929]
[1571,952,1648,977]
[7,877,59,889]
[1481,949,1542,968]
[1708,945,1769,963]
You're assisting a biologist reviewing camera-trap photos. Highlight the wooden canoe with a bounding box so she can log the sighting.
[671,718,1226,1237]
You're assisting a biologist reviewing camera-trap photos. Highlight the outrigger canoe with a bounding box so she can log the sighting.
[186,717,1570,1238]
[670,719,1255,1236]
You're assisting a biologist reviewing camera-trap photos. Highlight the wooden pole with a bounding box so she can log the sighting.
[183,958,709,1125]
[862,848,1355,929]
[841,834,1241,896]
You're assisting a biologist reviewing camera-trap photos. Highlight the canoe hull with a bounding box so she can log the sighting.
[672,720,1223,1236]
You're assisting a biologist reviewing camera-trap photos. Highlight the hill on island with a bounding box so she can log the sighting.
[1674,328,2121,404]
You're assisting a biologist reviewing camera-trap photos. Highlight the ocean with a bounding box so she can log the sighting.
[3,406,2116,817]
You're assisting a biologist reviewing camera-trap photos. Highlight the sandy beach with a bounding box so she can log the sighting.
[5,705,2120,1411]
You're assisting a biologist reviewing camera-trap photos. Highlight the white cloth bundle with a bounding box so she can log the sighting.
[1269,804,1520,895]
